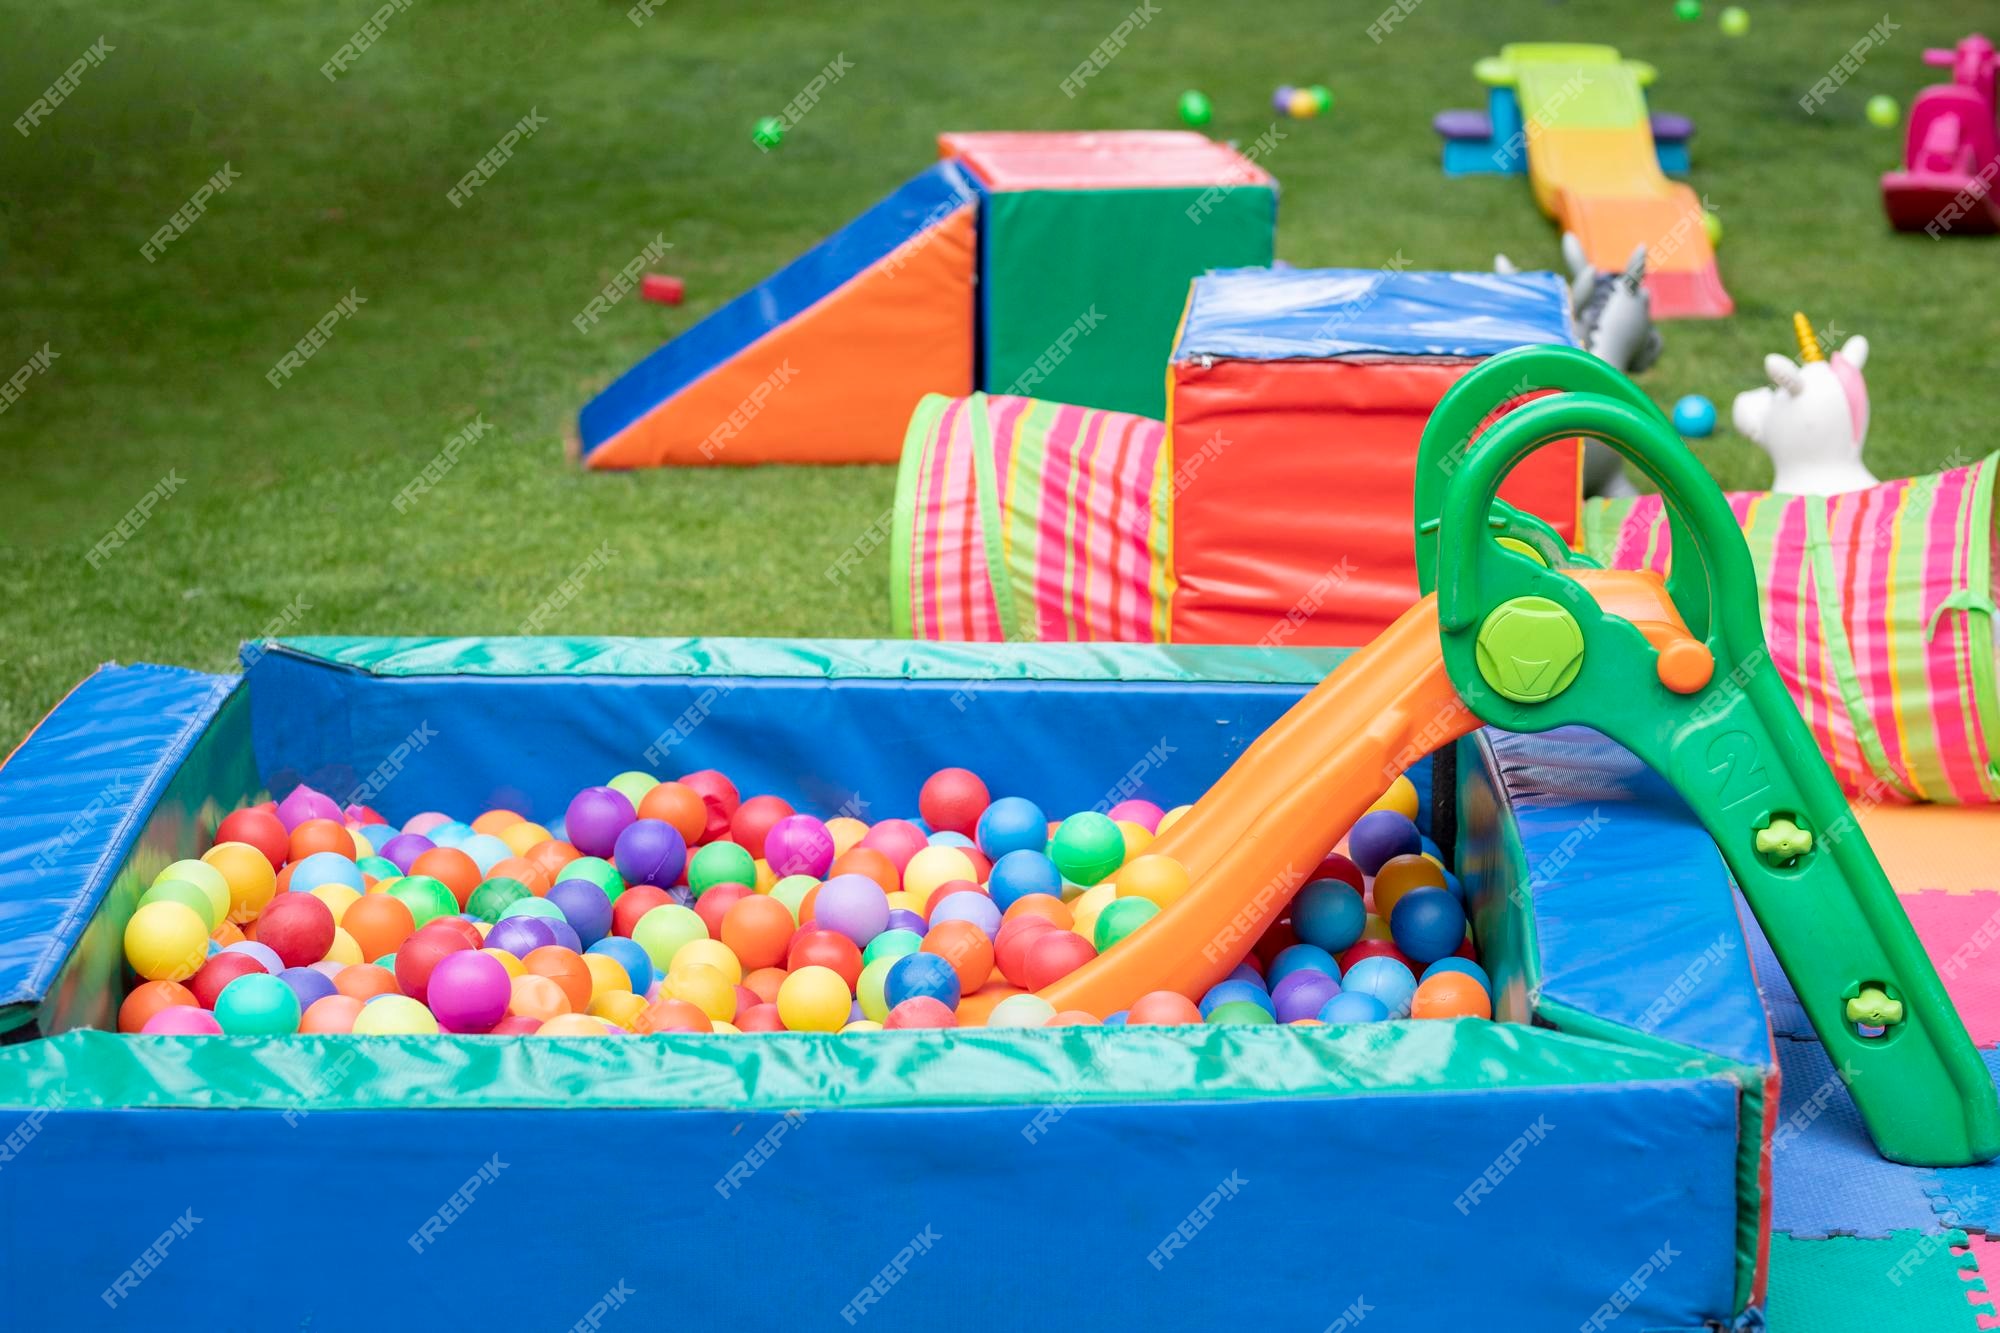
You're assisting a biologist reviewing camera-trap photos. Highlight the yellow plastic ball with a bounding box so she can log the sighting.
[1116,854,1192,908]
[590,989,649,1031]
[351,994,439,1035]
[903,845,977,900]
[1115,821,1154,860]
[202,841,277,924]
[537,1012,615,1037]
[482,947,526,977]
[753,858,778,892]
[711,1020,743,1035]
[825,817,870,856]
[1368,775,1420,821]
[671,936,743,984]
[1287,88,1321,118]
[584,952,633,1001]
[350,829,375,859]
[1373,854,1447,919]
[156,859,231,926]
[777,965,851,1032]
[841,1019,883,1033]
[324,927,364,966]
[500,822,552,855]
[1156,804,1194,835]
[309,883,362,924]
[124,900,210,981]
[367,876,399,894]
[1069,885,1119,941]
[885,891,927,919]
[669,962,738,1021]
[1361,914,1393,942]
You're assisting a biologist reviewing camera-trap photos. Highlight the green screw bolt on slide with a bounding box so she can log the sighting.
[1415,344,2000,1168]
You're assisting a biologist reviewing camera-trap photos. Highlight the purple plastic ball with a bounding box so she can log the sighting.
[813,874,890,946]
[544,919,584,954]
[1348,810,1422,875]
[612,818,687,889]
[886,908,928,935]
[276,784,342,832]
[929,890,1003,939]
[666,885,695,908]
[379,833,436,874]
[764,815,835,879]
[1272,969,1342,1023]
[547,879,614,946]
[1272,85,1296,115]
[565,786,637,860]
[487,916,558,958]
[427,950,511,1033]
[277,965,338,1011]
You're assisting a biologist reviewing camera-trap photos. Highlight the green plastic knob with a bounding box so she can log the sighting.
[1755,818,1814,864]
[1475,596,1585,703]
[1847,986,1904,1027]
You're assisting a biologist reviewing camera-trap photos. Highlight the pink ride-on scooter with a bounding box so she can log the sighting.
[1882,34,2000,234]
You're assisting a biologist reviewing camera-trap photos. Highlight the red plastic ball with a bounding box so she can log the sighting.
[918,768,991,837]
[1313,852,1365,891]
[1251,916,1300,970]
[722,894,797,972]
[611,884,673,938]
[216,807,289,871]
[995,916,1059,987]
[255,893,336,968]
[677,770,741,843]
[884,996,958,1029]
[395,924,473,1003]
[785,928,863,989]
[426,915,484,951]
[729,795,795,860]
[1129,991,1204,1025]
[1021,930,1097,990]
[694,881,752,938]
[737,1002,786,1032]
[1339,938,1418,972]
[489,1015,543,1035]
[188,952,265,1008]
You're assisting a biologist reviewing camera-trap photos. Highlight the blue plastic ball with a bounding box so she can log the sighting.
[1103,1010,1130,1027]
[1441,868,1465,904]
[1672,394,1717,438]
[976,797,1049,860]
[1226,961,1264,985]
[1342,956,1419,1018]
[1292,879,1368,953]
[427,820,475,848]
[1348,810,1422,874]
[928,830,976,850]
[547,878,614,946]
[987,849,1063,911]
[1268,943,1341,987]
[1319,991,1391,1023]
[1422,957,1492,994]
[1198,979,1275,1019]
[457,833,515,875]
[1389,887,1467,966]
[885,952,961,1011]
[277,965,338,1011]
[288,850,365,894]
[588,937,654,995]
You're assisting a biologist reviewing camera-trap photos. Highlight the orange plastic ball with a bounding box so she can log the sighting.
[1128,991,1204,1025]
[523,838,582,884]
[410,848,481,908]
[341,893,416,961]
[485,856,553,896]
[537,1012,617,1036]
[742,966,788,1005]
[1003,894,1074,930]
[1116,854,1191,908]
[508,973,573,1021]
[300,993,366,1034]
[120,980,197,1033]
[288,818,356,863]
[210,921,246,947]
[922,919,995,997]
[644,997,714,1033]
[637,781,708,845]
[202,841,278,924]
[524,946,593,1013]
[828,846,898,895]
[471,809,524,835]
[1372,854,1447,919]
[1410,971,1492,1020]
[720,895,795,972]
[334,964,401,1001]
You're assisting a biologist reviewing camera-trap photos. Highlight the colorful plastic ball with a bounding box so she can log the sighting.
[257,892,337,968]
[587,936,655,996]
[1422,957,1492,992]
[751,116,785,149]
[1273,971,1342,1022]
[565,787,637,860]
[276,785,343,832]
[1021,929,1097,989]
[1107,801,1165,834]
[1671,394,1717,438]
[687,842,755,898]
[1093,896,1159,951]
[1347,811,1422,875]
[215,808,289,870]
[707,896,786,974]
[897,845,971,902]
[1292,880,1368,954]
[987,993,1058,1027]
[691,880,750,935]
[857,819,929,874]
[1199,979,1275,1019]
[994,917,1058,987]
[929,889,1002,940]
[1287,88,1321,119]
[509,973,574,1022]
[121,979,199,1033]
[1865,94,1900,128]
[139,879,218,931]
[884,996,957,1029]
[203,841,278,924]
[1308,84,1332,113]
[386,874,459,928]
[332,962,400,1001]
[536,1012,616,1037]
[769,875,815,922]
[921,919,994,996]
[677,769,741,841]
[284,851,362,895]
[522,946,594,1013]
[1269,943,1341,987]
[1718,6,1747,36]
[863,927,925,968]
[125,901,211,981]
[546,879,615,946]
[466,875,532,923]
[855,955,899,1023]
[1129,991,1203,1025]
[142,1006,224,1035]
[417,950,507,1031]
[1340,937,1416,974]
[487,913,557,958]
[489,1014,544,1035]
[759,814,831,879]
[723,795,789,859]
[408,848,481,908]
[613,818,688,890]
[213,972,302,1034]
[288,818,356,864]
[636,781,707,845]
[1412,971,1493,1020]
[557,856,625,901]
[919,768,990,836]
[455,833,514,876]
[1319,991,1391,1023]
[185,952,262,1007]
[632,904,708,970]
[1372,853,1447,919]
[810,873,889,947]
[1114,853,1190,909]
[884,951,961,1011]
[348,993,438,1035]
[986,850,1060,912]
[1389,887,1467,966]
[1342,956,1419,1019]
[667,962,737,1021]
[395,924,473,1003]
[300,993,365,1033]
[976,797,1048,861]
[335,890,414,959]
[1048,813,1126,886]
[776,965,849,1031]
[1178,89,1212,126]
[157,859,232,924]
[669,936,742,984]
[277,964,338,1012]
[606,769,659,808]
[311,884,363,923]
[1209,999,1278,1024]
[378,833,435,874]
[222,940,284,975]
[787,928,865,989]
[1272,85,1296,114]
[1674,0,1701,19]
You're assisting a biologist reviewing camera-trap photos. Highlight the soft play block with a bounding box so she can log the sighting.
[939,131,1275,420]
[578,164,977,467]
[1167,267,1582,646]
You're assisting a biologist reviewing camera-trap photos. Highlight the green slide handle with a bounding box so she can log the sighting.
[1428,350,2000,1167]
[1414,346,1692,628]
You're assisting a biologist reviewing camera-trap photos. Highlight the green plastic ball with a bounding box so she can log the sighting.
[140,879,218,931]
[632,904,707,971]
[1865,95,1900,128]
[386,874,459,928]
[607,771,659,808]
[1307,85,1333,114]
[213,972,302,1035]
[1048,812,1126,887]
[558,856,625,899]
[466,875,532,923]
[689,841,756,897]
[356,855,401,881]
[1207,999,1277,1025]
[1094,896,1161,951]
[1673,0,1701,20]
[862,928,925,966]
[1718,6,1748,36]
[856,956,897,1023]
[752,116,785,149]
[770,874,816,921]
[154,859,230,926]
[1177,90,1212,127]
[499,896,565,922]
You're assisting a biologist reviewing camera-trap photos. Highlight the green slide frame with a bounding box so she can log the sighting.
[1416,344,1999,1167]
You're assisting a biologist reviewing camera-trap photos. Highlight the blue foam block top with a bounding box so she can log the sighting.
[1172,266,1577,363]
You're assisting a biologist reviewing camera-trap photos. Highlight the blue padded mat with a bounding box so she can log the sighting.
[1924,1048,2000,1234]
[1738,890,1812,1040]
[1771,1036,1945,1239]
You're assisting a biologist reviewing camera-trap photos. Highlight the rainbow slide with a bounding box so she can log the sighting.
[1486,43,1731,319]
[578,164,978,468]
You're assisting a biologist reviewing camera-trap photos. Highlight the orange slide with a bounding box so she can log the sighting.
[1035,569,1695,1016]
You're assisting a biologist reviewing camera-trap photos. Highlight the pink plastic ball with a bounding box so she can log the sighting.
[1106,799,1165,832]
[859,819,930,874]
[883,996,958,1029]
[142,1006,224,1035]
[764,814,836,879]
[426,949,513,1033]
[404,811,451,837]
[276,785,343,832]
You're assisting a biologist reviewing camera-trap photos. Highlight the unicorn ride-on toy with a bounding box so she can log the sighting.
[1731,314,1876,496]
[1882,33,2000,235]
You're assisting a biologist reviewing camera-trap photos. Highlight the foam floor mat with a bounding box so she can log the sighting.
[1901,891,2000,1049]
[1923,1050,2000,1234]
[1967,1234,2000,1329]
[1772,1037,1946,1239]
[1766,1230,1979,1332]
[1855,804,2000,895]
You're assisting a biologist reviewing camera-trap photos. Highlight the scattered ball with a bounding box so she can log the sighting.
[1672,394,1717,438]
[1178,89,1212,127]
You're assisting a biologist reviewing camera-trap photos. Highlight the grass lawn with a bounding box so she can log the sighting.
[4,0,1997,748]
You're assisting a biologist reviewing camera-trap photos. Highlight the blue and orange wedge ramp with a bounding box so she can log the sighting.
[579,164,978,468]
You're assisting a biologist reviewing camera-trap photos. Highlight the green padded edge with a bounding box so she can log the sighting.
[261,636,1351,684]
[0,1021,1724,1112]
